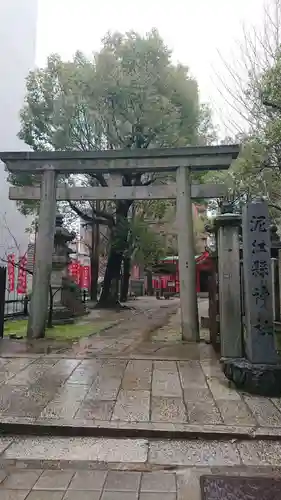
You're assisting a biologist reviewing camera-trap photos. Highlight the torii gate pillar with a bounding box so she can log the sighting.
[27,169,57,339]
[177,166,199,342]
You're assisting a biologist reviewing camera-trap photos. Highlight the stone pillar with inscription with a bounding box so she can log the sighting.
[243,201,277,363]
[223,201,281,397]
[215,213,243,358]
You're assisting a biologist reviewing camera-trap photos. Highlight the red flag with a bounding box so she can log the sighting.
[7,254,15,292]
[17,255,27,294]
[79,265,90,289]
[68,260,80,284]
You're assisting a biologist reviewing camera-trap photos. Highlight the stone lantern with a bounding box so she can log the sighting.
[50,214,76,317]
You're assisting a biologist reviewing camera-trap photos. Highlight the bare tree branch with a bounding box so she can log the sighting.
[68,200,114,226]
[0,213,21,253]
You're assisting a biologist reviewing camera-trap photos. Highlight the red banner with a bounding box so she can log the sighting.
[79,265,90,289]
[68,260,80,284]
[17,255,27,294]
[7,254,15,292]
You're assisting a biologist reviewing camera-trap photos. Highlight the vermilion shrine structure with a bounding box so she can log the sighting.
[1,145,239,340]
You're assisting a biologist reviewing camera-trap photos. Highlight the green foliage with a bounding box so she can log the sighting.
[14,29,215,290]
[128,215,166,268]
[205,134,281,217]
[15,30,213,210]
[18,30,205,156]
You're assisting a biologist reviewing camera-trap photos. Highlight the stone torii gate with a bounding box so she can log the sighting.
[1,145,239,340]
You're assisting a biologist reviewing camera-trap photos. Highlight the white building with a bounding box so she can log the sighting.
[0,0,38,258]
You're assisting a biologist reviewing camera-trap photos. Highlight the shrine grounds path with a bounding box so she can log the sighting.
[1,298,281,497]
[0,297,281,440]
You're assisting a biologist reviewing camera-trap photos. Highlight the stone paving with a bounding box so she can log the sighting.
[0,355,276,431]
[2,298,281,497]
[0,436,281,498]
[0,298,179,358]
[1,299,281,438]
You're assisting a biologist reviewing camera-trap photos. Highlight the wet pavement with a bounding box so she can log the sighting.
[0,298,179,357]
[0,436,281,498]
[0,299,281,439]
[1,352,281,437]
[1,298,281,497]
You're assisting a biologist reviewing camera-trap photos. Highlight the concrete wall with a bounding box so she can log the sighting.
[0,0,38,257]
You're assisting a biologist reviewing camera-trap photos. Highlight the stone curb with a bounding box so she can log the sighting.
[1,420,281,441]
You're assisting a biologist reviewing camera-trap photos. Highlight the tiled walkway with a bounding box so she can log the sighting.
[1,356,281,432]
[0,468,178,500]
[1,299,281,497]
[0,300,281,437]
[1,436,281,498]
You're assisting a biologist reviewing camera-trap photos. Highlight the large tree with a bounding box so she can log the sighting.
[11,29,214,307]
[209,0,281,216]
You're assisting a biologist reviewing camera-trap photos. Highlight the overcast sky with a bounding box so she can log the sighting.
[35,0,266,137]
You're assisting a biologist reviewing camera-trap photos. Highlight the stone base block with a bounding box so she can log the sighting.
[52,306,74,321]
[222,357,281,397]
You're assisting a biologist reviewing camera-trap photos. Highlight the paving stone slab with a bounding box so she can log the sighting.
[183,387,214,403]
[101,493,138,500]
[0,492,31,500]
[112,391,150,422]
[1,470,41,489]
[243,397,281,427]
[217,400,257,426]
[238,440,281,466]
[207,378,241,401]
[0,438,13,454]
[26,492,65,500]
[2,437,148,463]
[177,467,212,500]
[68,470,107,490]
[64,492,101,500]
[104,471,141,491]
[87,376,122,401]
[33,470,74,490]
[186,401,222,425]
[0,470,7,483]
[122,360,152,391]
[148,440,241,466]
[151,397,187,423]
[141,472,176,492]
[75,400,115,420]
[139,494,176,500]
[178,361,207,388]
[40,400,82,420]
[152,367,182,397]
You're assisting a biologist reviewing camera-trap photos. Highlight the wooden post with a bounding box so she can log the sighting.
[176,166,199,342]
[27,169,57,339]
[216,213,243,358]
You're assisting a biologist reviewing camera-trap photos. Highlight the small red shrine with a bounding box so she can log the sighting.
[151,251,214,294]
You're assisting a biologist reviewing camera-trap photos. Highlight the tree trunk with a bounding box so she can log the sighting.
[120,256,131,302]
[146,270,153,296]
[90,213,100,301]
[97,200,132,308]
[97,249,123,307]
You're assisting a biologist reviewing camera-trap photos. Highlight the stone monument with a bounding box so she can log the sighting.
[215,212,243,359]
[223,200,281,396]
